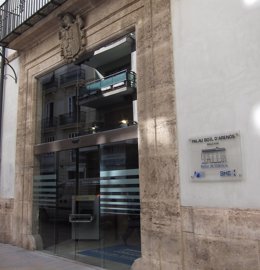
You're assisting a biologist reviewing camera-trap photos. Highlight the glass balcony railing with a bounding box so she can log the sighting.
[0,0,67,45]
[79,70,136,97]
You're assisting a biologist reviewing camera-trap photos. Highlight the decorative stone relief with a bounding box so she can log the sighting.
[58,13,85,62]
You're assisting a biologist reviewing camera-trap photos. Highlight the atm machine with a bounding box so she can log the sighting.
[69,195,100,240]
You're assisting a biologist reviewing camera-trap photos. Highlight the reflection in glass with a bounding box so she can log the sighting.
[33,33,140,270]
[33,140,140,270]
[33,153,56,252]
[37,34,137,144]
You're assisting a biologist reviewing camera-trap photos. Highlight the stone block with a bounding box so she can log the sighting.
[153,118,178,155]
[227,209,260,240]
[22,201,31,235]
[152,87,176,119]
[153,45,174,86]
[138,122,157,157]
[139,154,179,204]
[192,208,228,238]
[131,256,182,270]
[141,201,181,237]
[182,207,194,233]
[131,257,159,270]
[183,232,259,270]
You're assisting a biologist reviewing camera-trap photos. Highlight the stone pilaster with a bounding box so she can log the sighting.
[132,0,183,269]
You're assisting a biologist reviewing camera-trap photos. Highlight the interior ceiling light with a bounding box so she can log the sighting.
[120,119,128,124]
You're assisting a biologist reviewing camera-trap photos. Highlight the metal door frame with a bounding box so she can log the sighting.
[34,125,137,155]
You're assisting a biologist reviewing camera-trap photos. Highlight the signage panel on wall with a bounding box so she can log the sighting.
[189,132,242,182]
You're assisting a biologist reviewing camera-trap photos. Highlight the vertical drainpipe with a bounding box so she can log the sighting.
[0,0,8,178]
[0,46,5,175]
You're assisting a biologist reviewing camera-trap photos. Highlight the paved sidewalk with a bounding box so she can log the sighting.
[0,243,104,270]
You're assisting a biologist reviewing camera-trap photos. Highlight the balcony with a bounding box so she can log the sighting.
[60,68,85,87]
[42,79,58,94]
[79,70,136,108]
[0,0,67,46]
[42,117,57,129]
[79,120,138,136]
[59,111,86,127]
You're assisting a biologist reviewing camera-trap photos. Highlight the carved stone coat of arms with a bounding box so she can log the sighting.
[59,13,85,62]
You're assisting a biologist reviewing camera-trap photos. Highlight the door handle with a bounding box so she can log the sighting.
[69,214,94,223]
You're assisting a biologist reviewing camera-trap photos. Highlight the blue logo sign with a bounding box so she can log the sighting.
[193,171,205,179]
[220,170,236,177]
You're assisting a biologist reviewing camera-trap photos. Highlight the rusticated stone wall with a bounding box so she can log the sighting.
[0,199,13,243]
[182,206,260,270]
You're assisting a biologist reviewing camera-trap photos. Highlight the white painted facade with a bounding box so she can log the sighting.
[172,0,260,208]
[0,52,19,197]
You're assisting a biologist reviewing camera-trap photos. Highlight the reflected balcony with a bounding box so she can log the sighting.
[60,68,85,88]
[42,79,58,94]
[59,111,86,127]
[42,117,57,130]
[79,70,136,108]
[79,120,138,136]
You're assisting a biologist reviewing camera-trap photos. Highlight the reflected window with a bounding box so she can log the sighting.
[37,34,137,143]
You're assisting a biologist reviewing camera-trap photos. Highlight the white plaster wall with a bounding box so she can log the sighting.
[0,55,19,198]
[172,0,260,208]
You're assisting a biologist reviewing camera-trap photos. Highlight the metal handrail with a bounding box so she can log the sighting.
[0,0,67,44]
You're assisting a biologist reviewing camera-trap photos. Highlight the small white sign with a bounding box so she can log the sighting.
[189,132,242,182]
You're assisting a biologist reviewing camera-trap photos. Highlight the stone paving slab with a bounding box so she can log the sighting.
[0,244,104,270]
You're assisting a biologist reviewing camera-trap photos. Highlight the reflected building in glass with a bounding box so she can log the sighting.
[33,34,141,270]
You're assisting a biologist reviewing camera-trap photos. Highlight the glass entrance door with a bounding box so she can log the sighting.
[55,149,77,260]
[33,139,140,270]
[76,140,140,270]
[53,146,102,264]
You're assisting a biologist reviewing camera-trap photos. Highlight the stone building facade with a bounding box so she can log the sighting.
[1,0,182,269]
[0,0,260,270]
